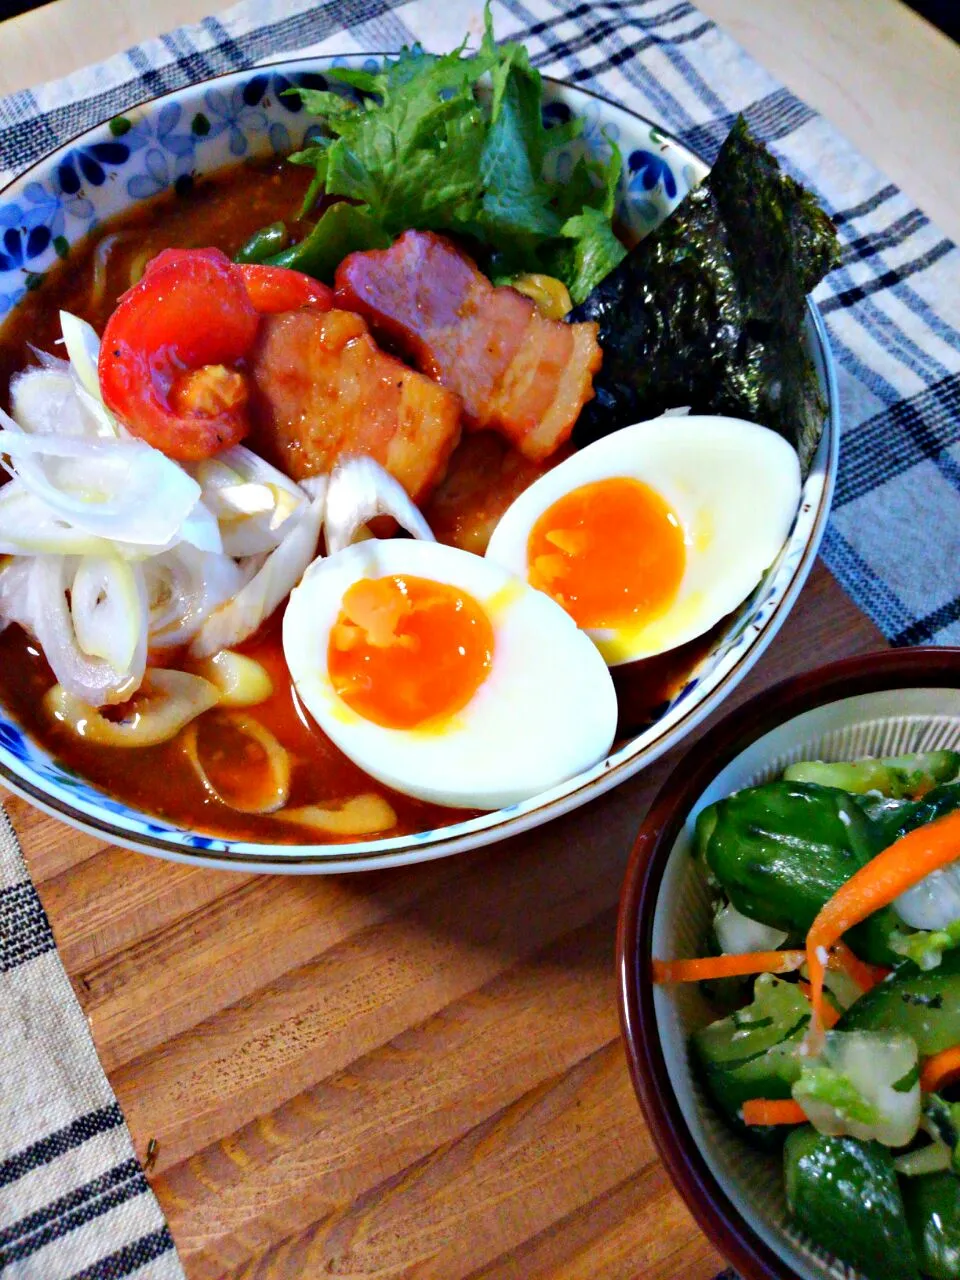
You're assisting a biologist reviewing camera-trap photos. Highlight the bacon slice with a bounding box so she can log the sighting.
[249,308,462,504]
[334,231,602,461]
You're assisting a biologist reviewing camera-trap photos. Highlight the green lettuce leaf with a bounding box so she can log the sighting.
[546,206,628,304]
[260,5,625,302]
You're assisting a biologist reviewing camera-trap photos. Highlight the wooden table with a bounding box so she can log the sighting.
[2,3,957,1278]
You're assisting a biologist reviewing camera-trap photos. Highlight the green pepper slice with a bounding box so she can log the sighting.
[235,221,290,264]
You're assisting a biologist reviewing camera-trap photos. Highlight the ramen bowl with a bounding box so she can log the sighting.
[0,56,838,872]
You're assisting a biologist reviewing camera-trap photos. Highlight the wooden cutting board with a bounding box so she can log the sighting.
[10,561,884,1279]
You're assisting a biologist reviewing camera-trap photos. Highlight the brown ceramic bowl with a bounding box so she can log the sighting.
[616,647,960,1280]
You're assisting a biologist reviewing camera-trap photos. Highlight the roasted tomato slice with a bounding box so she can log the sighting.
[237,263,333,314]
[99,247,260,461]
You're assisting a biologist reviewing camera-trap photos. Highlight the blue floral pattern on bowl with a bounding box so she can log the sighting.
[0,57,838,873]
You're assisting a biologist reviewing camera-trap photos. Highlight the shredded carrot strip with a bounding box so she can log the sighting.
[797,979,841,1029]
[806,811,960,1049]
[742,1098,808,1127]
[651,951,806,984]
[921,1045,960,1094]
[829,940,890,993]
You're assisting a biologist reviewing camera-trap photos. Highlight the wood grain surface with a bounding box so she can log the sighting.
[6,564,882,1280]
[2,0,952,1275]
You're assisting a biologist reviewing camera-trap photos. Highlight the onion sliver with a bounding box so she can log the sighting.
[0,422,202,548]
[45,668,220,747]
[0,556,34,633]
[27,345,70,375]
[60,311,122,439]
[10,367,89,437]
[178,500,224,556]
[323,455,433,556]
[145,545,246,649]
[191,445,306,557]
[190,491,325,658]
[280,794,398,837]
[71,555,144,672]
[59,311,103,400]
[194,650,273,706]
[182,711,290,813]
[73,383,122,440]
[0,484,112,555]
[30,555,148,706]
[895,864,960,931]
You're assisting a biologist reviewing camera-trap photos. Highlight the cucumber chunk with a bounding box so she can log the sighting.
[838,951,960,1055]
[784,1128,919,1279]
[691,974,808,1127]
[903,1172,960,1280]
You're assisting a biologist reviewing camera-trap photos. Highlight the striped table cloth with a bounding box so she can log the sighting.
[0,1,957,1276]
[0,812,181,1279]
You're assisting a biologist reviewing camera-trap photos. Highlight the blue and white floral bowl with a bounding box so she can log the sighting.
[0,57,838,873]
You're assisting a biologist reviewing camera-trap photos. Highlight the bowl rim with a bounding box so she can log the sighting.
[616,644,960,1280]
[0,55,839,872]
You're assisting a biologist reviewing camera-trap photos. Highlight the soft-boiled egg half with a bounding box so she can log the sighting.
[485,416,801,666]
[283,539,617,810]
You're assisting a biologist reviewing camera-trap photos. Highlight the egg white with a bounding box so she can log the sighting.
[484,415,802,665]
[282,539,618,809]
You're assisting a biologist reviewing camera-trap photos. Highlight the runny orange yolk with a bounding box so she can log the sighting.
[327,575,495,730]
[527,476,686,630]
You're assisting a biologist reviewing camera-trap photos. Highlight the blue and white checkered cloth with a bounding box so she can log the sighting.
[1,0,958,644]
[0,1,957,1276]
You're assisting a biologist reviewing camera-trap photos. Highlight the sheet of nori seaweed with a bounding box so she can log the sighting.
[568,117,840,473]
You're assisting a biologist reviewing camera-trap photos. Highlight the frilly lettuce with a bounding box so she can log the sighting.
[263,6,625,303]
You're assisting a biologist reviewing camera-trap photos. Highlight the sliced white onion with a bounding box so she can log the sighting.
[0,483,111,555]
[714,901,789,955]
[0,556,34,633]
[190,491,325,658]
[29,555,147,705]
[178,500,223,555]
[895,864,960,931]
[74,384,121,440]
[0,421,202,548]
[190,445,307,557]
[27,345,70,374]
[10,367,88,437]
[144,545,246,649]
[70,555,145,673]
[62,309,121,439]
[280,794,398,837]
[323,455,433,556]
[193,650,273,706]
[59,310,103,400]
[45,668,220,747]
[299,475,327,502]
[182,711,290,813]
[15,313,119,440]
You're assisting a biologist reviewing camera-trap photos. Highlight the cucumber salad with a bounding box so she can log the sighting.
[653,751,960,1280]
